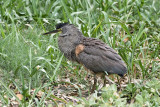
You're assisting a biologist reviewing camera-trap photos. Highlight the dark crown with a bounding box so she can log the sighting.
[56,23,69,29]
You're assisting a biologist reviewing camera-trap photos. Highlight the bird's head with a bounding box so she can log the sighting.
[43,22,69,35]
[43,22,84,39]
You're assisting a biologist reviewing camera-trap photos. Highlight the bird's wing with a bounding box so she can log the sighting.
[76,39,127,76]
[82,38,122,61]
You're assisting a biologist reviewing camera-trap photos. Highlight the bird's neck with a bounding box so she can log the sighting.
[58,35,84,60]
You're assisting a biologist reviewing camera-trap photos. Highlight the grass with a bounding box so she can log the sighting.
[0,0,160,106]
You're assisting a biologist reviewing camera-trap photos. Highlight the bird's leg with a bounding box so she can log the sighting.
[103,75,106,87]
[90,75,97,93]
[116,76,121,90]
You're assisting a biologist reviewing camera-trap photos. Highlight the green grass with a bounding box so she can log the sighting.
[0,0,160,106]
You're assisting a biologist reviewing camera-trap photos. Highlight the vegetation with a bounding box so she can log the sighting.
[0,0,159,106]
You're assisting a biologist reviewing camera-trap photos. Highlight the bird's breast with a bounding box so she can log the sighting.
[58,36,79,61]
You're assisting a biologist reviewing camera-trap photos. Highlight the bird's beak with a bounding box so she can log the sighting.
[43,29,62,35]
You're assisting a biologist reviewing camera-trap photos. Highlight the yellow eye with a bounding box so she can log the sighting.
[57,28,62,33]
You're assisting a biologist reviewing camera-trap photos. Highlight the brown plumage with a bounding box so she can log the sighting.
[43,23,127,92]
